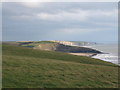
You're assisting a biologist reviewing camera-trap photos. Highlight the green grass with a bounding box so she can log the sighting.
[2,44,118,88]
[18,41,56,48]
[33,41,56,43]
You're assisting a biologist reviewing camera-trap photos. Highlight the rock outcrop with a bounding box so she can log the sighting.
[34,43,102,54]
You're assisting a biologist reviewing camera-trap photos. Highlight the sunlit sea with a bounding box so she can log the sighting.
[82,44,118,65]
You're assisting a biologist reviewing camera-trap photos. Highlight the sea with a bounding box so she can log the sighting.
[81,43,119,65]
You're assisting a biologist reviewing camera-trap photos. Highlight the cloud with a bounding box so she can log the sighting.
[39,9,117,21]
[1,0,119,2]
[11,8,117,23]
[36,10,88,21]
[20,2,43,8]
[53,27,115,35]
[2,2,118,43]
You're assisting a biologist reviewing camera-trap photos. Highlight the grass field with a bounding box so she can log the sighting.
[2,44,118,88]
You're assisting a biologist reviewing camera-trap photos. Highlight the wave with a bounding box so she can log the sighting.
[92,54,118,65]
[81,44,119,65]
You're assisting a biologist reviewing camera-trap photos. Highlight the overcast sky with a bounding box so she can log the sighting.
[2,2,118,43]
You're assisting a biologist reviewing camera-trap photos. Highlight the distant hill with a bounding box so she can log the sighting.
[3,41,102,54]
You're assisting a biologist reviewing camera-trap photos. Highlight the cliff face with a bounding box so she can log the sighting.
[55,44,101,53]
[34,43,102,54]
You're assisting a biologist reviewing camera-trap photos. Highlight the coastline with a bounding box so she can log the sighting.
[80,44,118,65]
[69,52,119,65]
[68,45,102,57]
[69,53,97,57]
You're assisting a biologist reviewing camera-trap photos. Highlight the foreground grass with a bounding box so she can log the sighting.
[2,45,118,88]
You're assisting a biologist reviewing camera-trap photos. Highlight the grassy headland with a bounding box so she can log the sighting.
[3,41,102,54]
[2,43,118,88]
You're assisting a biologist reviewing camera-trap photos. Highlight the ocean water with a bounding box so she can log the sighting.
[82,44,118,65]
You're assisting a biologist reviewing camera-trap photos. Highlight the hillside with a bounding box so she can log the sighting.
[2,44,118,88]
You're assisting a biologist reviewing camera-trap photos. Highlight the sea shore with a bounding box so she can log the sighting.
[69,53,97,57]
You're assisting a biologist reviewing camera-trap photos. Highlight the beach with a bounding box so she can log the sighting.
[69,53,97,57]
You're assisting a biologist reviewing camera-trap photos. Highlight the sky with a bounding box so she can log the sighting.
[2,2,118,43]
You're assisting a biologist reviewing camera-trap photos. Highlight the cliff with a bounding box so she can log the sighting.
[34,43,102,54]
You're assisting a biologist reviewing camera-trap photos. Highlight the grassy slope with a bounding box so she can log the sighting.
[2,45,118,88]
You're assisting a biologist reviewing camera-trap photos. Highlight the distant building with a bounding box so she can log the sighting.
[50,40,74,46]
